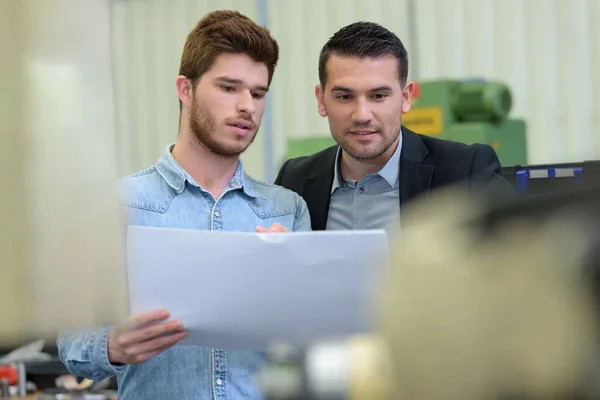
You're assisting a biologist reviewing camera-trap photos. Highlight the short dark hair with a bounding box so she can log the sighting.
[318,21,408,88]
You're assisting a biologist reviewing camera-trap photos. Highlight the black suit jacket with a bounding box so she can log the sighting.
[274,126,513,231]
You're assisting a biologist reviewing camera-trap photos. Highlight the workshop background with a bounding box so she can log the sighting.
[3,0,600,338]
[109,0,600,182]
[8,0,598,183]
[2,0,600,397]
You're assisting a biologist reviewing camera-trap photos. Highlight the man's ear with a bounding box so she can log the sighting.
[315,84,327,117]
[176,76,194,109]
[402,81,416,114]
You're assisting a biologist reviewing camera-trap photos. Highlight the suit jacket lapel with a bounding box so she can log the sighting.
[302,147,337,230]
[399,127,434,211]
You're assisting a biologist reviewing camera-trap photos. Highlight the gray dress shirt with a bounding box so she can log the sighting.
[326,135,402,234]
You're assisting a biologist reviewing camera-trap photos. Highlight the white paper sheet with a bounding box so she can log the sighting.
[126,226,389,350]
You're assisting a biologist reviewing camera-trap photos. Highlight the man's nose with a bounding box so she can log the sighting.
[237,90,256,116]
[352,98,373,123]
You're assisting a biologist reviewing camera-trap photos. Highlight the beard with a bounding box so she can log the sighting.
[332,125,399,161]
[189,97,257,158]
[338,136,398,160]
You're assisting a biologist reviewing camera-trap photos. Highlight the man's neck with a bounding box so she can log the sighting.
[340,140,399,182]
[171,133,239,200]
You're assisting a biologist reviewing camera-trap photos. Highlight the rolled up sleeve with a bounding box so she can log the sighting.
[57,327,127,381]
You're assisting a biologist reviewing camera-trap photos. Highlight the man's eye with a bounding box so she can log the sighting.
[252,92,265,99]
[221,86,235,92]
[372,93,387,99]
[337,95,351,100]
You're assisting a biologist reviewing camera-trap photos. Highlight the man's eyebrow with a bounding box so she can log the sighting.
[370,85,393,92]
[330,85,394,93]
[216,76,242,85]
[331,86,353,93]
[216,76,268,92]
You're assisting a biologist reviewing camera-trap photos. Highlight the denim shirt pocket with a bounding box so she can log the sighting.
[242,196,297,230]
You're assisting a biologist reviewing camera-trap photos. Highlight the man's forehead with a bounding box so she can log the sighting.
[205,53,269,87]
[325,54,401,88]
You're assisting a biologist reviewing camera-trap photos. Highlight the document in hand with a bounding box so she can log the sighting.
[126,226,389,350]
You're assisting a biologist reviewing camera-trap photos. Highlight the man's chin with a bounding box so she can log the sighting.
[212,143,251,158]
[200,133,255,158]
[351,148,395,162]
[339,141,384,160]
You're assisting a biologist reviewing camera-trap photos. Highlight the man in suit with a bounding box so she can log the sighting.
[275,21,512,232]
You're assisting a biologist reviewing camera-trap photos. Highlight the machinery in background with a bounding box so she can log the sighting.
[285,79,528,166]
[286,137,336,160]
[403,79,528,166]
[501,160,600,196]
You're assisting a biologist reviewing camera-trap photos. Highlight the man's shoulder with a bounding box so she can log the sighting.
[245,174,306,205]
[419,133,493,159]
[119,166,175,211]
[417,133,500,176]
[120,166,161,192]
[414,132,507,195]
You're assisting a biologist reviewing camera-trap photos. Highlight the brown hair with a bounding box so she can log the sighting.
[179,10,279,87]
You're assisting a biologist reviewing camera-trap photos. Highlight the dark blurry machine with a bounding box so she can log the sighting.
[501,160,600,197]
[257,173,600,399]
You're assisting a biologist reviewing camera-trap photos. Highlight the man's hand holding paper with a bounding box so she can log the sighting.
[255,223,289,233]
[109,225,289,366]
[107,310,187,365]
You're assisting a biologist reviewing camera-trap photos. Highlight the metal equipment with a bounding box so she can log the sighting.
[403,79,528,165]
[501,160,600,196]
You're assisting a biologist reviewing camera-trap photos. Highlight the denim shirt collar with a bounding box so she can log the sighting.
[155,145,266,199]
[331,133,403,193]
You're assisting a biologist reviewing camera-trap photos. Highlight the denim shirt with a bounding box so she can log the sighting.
[57,145,311,400]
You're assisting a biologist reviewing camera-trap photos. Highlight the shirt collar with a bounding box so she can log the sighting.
[331,133,403,194]
[156,144,266,199]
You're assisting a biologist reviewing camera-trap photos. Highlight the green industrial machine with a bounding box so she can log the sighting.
[286,136,336,160]
[285,79,527,166]
[403,79,527,165]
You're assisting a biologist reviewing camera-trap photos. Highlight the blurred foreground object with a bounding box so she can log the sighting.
[260,184,600,399]
[383,186,599,399]
[0,0,128,347]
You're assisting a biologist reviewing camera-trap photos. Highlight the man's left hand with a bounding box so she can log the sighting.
[255,223,289,233]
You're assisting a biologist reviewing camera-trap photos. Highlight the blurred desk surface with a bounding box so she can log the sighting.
[22,394,116,399]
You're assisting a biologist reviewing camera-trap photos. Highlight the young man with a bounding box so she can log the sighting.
[57,10,310,400]
[275,22,512,232]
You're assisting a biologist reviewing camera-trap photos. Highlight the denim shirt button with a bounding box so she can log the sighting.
[215,378,223,386]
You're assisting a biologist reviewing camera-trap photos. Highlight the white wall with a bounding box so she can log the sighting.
[0,0,27,346]
[111,0,600,181]
[1,0,128,346]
